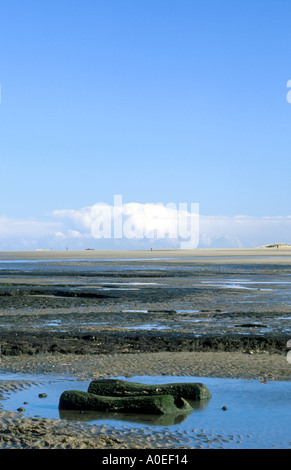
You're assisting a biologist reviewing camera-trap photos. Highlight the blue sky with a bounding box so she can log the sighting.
[0,0,291,249]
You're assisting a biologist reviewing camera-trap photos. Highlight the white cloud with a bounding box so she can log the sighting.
[67,229,85,238]
[199,215,291,248]
[52,207,93,230]
[90,200,199,248]
[55,231,66,239]
[0,215,60,239]
[0,204,291,251]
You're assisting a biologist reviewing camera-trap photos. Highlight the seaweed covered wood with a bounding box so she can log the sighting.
[88,379,212,401]
[58,390,193,415]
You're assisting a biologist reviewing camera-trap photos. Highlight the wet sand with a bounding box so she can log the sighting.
[0,248,291,449]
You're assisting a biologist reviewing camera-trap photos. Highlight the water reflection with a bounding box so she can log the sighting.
[58,396,210,426]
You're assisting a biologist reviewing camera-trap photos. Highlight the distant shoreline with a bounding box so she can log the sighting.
[1,247,291,263]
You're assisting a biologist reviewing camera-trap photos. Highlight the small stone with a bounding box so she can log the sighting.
[17,407,25,412]
[222,406,227,411]
[38,393,47,398]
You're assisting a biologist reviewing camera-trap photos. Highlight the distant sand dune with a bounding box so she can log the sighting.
[260,243,291,248]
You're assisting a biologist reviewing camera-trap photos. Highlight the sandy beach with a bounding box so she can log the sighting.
[1,246,291,263]
[0,248,291,450]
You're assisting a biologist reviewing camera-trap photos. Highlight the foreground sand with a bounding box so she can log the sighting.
[2,350,291,381]
[0,350,290,449]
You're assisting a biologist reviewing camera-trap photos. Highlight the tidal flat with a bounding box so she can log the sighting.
[0,248,291,449]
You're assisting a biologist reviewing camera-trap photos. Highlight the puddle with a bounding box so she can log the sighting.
[102,282,160,286]
[45,320,63,326]
[44,320,110,328]
[176,310,200,314]
[122,310,149,313]
[121,309,200,315]
[0,374,290,448]
[125,324,172,330]
[202,279,291,291]
[180,319,212,323]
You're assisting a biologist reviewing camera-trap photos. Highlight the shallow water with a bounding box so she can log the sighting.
[0,373,290,449]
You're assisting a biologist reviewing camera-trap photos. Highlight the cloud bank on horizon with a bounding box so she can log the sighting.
[0,202,291,251]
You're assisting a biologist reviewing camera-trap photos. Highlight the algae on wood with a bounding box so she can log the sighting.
[59,379,211,415]
[58,390,193,415]
[88,379,211,400]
